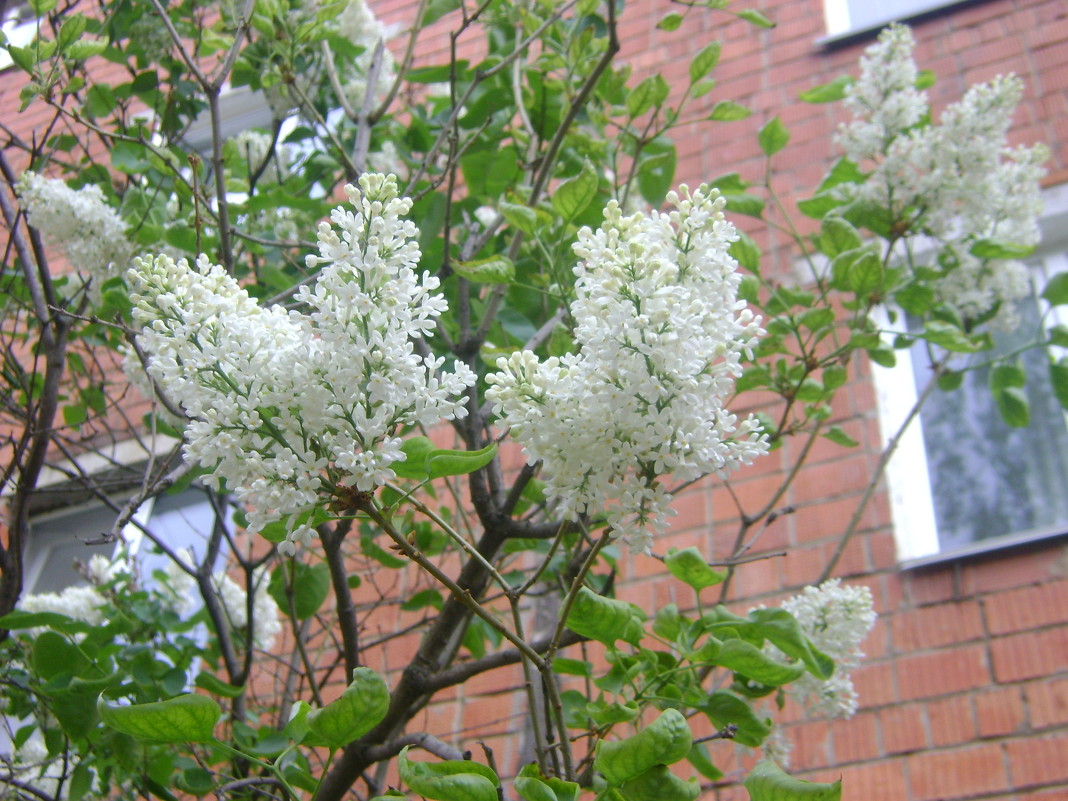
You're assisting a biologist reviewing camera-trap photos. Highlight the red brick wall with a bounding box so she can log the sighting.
[4,0,1066,796]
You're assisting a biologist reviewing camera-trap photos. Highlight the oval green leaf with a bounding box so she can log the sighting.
[665,547,724,591]
[743,760,841,801]
[398,746,499,801]
[594,708,692,786]
[566,586,645,646]
[551,160,599,222]
[306,667,390,748]
[98,694,220,743]
[619,765,700,801]
[426,443,498,479]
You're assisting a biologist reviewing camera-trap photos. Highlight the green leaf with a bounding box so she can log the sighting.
[708,100,751,121]
[1042,273,1068,306]
[915,69,936,90]
[306,668,390,748]
[747,608,834,679]
[422,0,462,27]
[0,609,91,634]
[701,637,806,686]
[32,631,89,679]
[401,589,443,611]
[394,436,434,479]
[111,141,151,174]
[937,370,964,391]
[665,547,724,590]
[499,202,537,235]
[626,74,670,118]
[687,742,723,782]
[566,587,645,646]
[847,250,884,297]
[743,760,841,801]
[701,691,772,747]
[98,694,220,743]
[817,217,861,259]
[68,763,94,801]
[817,158,866,193]
[689,42,721,82]
[426,442,498,479]
[453,255,515,284]
[194,672,246,699]
[969,239,1034,260]
[994,386,1029,428]
[895,283,934,316]
[269,560,331,620]
[58,14,87,52]
[989,363,1026,392]
[867,346,896,368]
[551,160,599,222]
[730,233,761,273]
[637,141,677,206]
[594,709,692,786]
[1048,324,1068,348]
[514,764,579,801]
[619,765,700,801]
[923,321,982,353]
[7,45,35,74]
[797,192,846,219]
[657,12,683,31]
[823,426,858,448]
[757,117,789,157]
[737,8,775,27]
[799,75,854,103]
[1050,358,1068,409]
[28,0,56,15]
[722,193,765,218]
[398,746,499,801]
[822,364,847,390]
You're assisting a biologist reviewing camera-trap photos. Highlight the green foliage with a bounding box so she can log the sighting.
[398,747,500,801]
[98,694,221,744]
[306,668,391,748]
[744,761,842,801]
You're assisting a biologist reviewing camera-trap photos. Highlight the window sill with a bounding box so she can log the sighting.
[900,525,1068,570]
[816,0,995,50]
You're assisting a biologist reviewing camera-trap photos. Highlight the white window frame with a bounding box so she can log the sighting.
[822,0,985,40]
[874,183,1068,565]
[0,0,36,71]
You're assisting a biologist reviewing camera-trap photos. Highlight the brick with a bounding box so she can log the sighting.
[852,660,897,708]
[835,759,909,800]
[787,719,833,771]
[974,686,1025,738]
[990,627,1068,682]
[983,580,1068,634]
[891,600,983,651]
[909,743,1009,801]
[904,567,958,607]
[896,645,989,700]
[832,711,879,764]
[1026,677,1068,730]
[878,703,927,755]
[926,694,976,747]
[1006,732,1068,787]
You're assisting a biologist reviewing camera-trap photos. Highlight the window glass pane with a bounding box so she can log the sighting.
[840,0,969,33]
[27,505,117,594]
[911,294,1068,551]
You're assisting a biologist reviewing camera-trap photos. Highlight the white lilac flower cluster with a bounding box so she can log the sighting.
[18,583,109,626]
[157,557,280,650]
[777,579,877,719]
[212,569,283,652]
[486,186,767,553]
[836,24,1047,330]
[128,174,475,553]
[15,172,134,301]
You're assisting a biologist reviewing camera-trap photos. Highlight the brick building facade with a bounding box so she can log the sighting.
[2,0,1067,798]
[365,0,1068,797]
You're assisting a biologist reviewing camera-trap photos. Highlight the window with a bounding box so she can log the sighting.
[876,185,1068,564]
[1,1,37,70]
[822,0,986,39]
[24,485,227,597]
